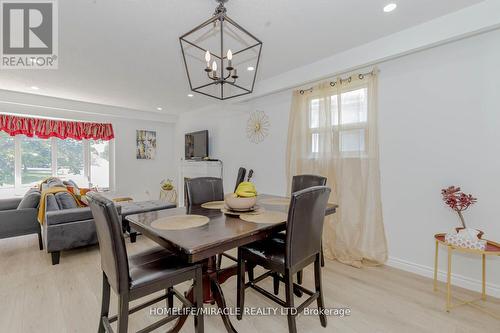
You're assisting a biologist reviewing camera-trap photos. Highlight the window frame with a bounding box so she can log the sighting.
[0,132,16,189]
[306,85,369,159]
[0,135,114,195]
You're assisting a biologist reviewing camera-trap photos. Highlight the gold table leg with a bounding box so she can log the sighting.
[446,246,452,312]
[482,254,486,301]
[434,240,439,292]
[434,235,499,319]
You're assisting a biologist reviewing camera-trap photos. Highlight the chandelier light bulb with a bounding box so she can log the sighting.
[227,49,232,60]
[205,50,211,63]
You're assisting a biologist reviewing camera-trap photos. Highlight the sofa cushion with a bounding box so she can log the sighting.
[63,180,80,191]
[17,189,41,209]
[47,178,65,188]
[46,194,60,211]
[55,192,78,209]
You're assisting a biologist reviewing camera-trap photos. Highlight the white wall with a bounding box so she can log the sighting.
[0,94,177,201]
[178,29,500,296]
[378,29,500,294]
[176,91,292,196]
[111,118,176,201]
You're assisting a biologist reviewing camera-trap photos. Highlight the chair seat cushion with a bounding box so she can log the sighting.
[129,247,194,291]
[271,232,286,243]
[240,237,286,273]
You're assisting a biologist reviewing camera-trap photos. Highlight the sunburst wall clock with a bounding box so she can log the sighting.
[246,111,270,144]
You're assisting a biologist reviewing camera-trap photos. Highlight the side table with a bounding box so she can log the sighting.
[434,233,500,319]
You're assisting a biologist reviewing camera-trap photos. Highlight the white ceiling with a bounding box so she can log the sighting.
[0,0,484,115]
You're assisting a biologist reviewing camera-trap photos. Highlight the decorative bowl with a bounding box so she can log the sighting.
[224,194,257,210]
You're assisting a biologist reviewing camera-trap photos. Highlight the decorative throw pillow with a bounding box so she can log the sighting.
[47,178,65,188]
[17,188,41,209]
[54,192,78,209]
[63,180,80,192]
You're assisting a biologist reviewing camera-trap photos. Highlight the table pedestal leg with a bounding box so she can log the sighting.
[434,240,439,292]
[482,254,486,301]
[167,257,240,333]
[211,277,238,333]
[446,246,452,312]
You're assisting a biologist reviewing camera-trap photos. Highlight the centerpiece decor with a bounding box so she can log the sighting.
[225,181,258,210]
[441,186,484,250]
[179,0,262,100]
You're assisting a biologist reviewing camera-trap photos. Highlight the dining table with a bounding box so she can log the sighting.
[125,194,337,333]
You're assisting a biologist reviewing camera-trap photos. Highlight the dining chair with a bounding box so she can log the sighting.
[185,177,224,206]
[237,186,331,333]
[87,192,204,333]
[234,167,246,192]
[272,174,328,292]
[184,177,232,271]
[291,174,327,193]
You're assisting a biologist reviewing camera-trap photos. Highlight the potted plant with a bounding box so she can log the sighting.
[441,186,482,238]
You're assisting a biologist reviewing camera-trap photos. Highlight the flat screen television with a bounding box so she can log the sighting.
[185,130,209,160]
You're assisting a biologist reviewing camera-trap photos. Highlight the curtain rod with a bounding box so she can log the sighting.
[299,69,376,95]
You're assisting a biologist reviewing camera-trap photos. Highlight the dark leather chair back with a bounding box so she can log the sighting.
[234,167,246,192]
[285,186,331,269]
[185,177,224,206]
[87,192,130,294]
[291,174,327,193]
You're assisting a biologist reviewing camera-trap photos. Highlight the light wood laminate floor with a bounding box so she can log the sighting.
[1,235,499,333]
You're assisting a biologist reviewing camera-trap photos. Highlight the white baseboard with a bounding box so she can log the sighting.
[386,256,500,299]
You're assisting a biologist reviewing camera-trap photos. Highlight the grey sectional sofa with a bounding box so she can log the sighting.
[42,189,122,265]
[0,190,43,250]
[1,178,176,265]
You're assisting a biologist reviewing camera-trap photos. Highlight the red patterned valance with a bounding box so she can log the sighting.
[0,114,114,141]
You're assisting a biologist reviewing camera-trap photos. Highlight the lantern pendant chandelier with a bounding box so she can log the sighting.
[179,0,263,100]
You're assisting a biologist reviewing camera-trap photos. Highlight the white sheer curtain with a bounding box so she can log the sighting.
[286,71,387,267]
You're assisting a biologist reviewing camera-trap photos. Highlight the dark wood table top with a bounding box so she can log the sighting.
[126,194,337,263]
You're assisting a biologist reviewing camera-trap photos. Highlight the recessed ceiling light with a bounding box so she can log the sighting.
[156,107,163,111]
[383,3,397,13]
[31,86,39,90]
[187,94,194,97]
[247,66,255,71]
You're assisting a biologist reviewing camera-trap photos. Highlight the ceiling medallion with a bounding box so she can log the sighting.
[246,111,269,144]
[179,0,263,100]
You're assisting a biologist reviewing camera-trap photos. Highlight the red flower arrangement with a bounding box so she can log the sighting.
[441,186,477,228]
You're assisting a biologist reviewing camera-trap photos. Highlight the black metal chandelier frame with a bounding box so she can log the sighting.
[179,0,263,100]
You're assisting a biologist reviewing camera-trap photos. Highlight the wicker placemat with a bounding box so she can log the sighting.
[150,215,210,230]
[259,198,290,206]
[240,211,288,224]
[221,207,265,216]
[201,201,226,209]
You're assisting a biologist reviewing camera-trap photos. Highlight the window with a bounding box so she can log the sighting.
[90,140,110,189]
[0,134,113,193]
[21,136,52,186]
[308,87,368,156]
[0,132,15,188]
[56,138,86,185]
